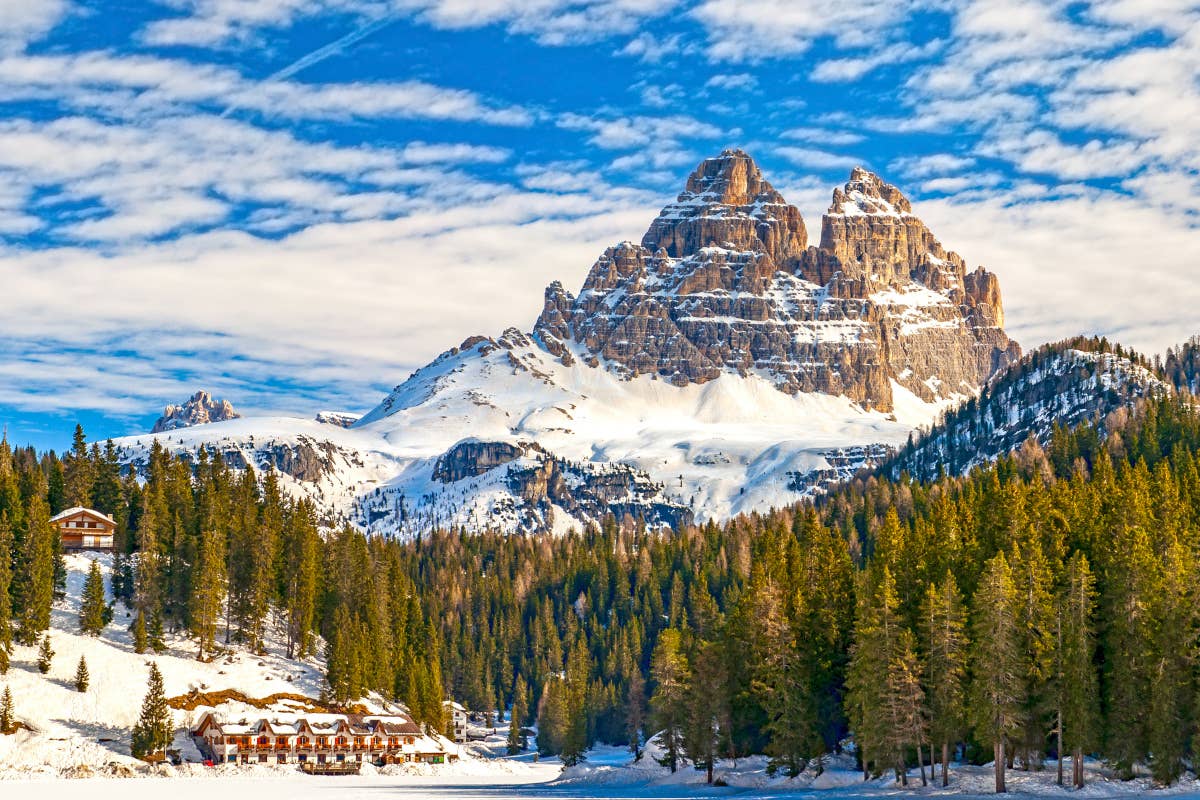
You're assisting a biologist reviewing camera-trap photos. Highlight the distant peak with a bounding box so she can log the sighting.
[683,148,769,207]
[151,391,240,433]
[829,167,913,217]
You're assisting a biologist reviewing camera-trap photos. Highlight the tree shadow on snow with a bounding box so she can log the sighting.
[53,718,133,758]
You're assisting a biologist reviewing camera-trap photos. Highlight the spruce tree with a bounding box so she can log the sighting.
[969,552,1023,794]
[149,609,166,654]
[0,513,12,675]
[17,493,55,645]
[750,576,819,776]
[882,629,926,787]
[189,529,224,660]
[560,638,591,765]
[131,610,148,654]
[74,655,89,692]
[536,675,567,756]
[1059,552,1098,789]
[130,663,173,759]
[36,634,54,674]
[625,665,646,759]
[649,628,689,773]
[1147,540,1194,785]
[684,635,725,783]
[79,559,106,635]
[921,573,967,787]
[0,685,12,734]
[507,675,528,754]
[846,567,899,780]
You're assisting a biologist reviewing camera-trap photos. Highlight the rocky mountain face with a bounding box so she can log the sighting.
[875,338,1171,482]
[535,151,1018,411]
[151,391,240,433]
[118,150,1023,537]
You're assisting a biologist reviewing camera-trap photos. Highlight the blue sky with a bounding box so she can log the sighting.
[2,0,1200,451]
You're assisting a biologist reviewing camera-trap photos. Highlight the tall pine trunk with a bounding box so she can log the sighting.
[942,741,951,786]
[1073,747,1084,788]
[1056,709,1064,786]
[995,740,1006,793]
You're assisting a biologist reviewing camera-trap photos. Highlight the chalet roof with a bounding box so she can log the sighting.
[50,506,116,525]
[193,711,424,739]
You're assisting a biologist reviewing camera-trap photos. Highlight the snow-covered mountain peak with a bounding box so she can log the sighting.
[119,150,1022,537]
[829,166,914,217]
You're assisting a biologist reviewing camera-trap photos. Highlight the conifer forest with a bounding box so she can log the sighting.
[4,395,1200,790]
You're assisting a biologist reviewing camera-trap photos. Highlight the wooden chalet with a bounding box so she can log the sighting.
[50,507,116,551]
[191,712,459,768]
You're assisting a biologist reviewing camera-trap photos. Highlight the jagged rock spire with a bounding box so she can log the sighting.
[640,148,808,267]
[151,391,240,433]
[529,152,1018,411]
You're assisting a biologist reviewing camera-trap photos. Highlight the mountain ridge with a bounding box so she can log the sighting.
[118,150,1021,536]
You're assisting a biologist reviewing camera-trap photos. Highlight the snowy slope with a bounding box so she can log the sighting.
[0,552,327,777]
[117,330,954,537]
[113,154,1012,536]
[877,341,1171,482]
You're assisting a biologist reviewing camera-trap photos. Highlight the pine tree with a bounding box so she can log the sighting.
[649,628,689,773]
[131,610,148,654]
[560,638,590,765]
[0,685,12,734]
[74,655,90,692]
[625,666,646,759]
[921,572,968,786]
[280,503,320,659]
[882,629,926,787]
[63,425,93,509]
[17,493,56,645]
[507,675,528,754]
[36,634,54,674]
[189,530,225,660]
[969,552,1023,794]
[846,567,896,780]
[1059,552,1098,789]
[0,514,13,675]
[684,635,725,783]
[536,675,567,756]
[1147,540,1195,785]
[79,559,107,636]
[750,576,820,776]
[130,663,173,759]
[149,609,166,654]
[1009,529,1056,770]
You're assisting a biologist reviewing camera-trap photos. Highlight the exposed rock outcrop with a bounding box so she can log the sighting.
[533,150,1019,411]
[151,391,240,433]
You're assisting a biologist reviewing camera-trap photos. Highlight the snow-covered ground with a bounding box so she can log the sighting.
[4,557,1200,798]
[116,332,956,538]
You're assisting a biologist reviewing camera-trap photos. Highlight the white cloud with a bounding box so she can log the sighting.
[704,73,757,91]
[775,145,861,171]
[0,189,663,418]
[0,52,533,126]
[144,0,676,48]
[692,0,921,62]
[558,112,723,150]
[0,114,518,242]
[917,187,1200,356]
[616,31,683,62]
[0,0,69,53]
[782,126,865,146]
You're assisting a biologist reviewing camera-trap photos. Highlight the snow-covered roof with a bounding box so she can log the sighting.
[193,711,423,738]
[49,507,116,524]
